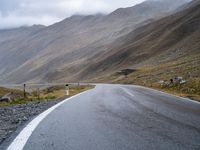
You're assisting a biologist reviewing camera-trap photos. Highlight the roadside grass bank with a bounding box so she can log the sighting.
[0,84,94,107]
[117,76,200,102]
[0,87,23,98]
[92,55,200,102]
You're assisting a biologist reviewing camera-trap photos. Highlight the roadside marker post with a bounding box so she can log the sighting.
[23,84,26,98]
[78,82,80,91]
[66,84,69,96]
[37,88,40,100]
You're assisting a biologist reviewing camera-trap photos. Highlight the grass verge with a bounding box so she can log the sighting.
[0,84,95,107]
[93,54,200,102]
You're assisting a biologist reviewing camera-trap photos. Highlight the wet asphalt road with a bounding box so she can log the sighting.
[6,84,200,150]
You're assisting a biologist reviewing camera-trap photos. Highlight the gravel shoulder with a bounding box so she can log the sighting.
[0,96,68,145]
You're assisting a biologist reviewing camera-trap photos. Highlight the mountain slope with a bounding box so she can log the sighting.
[0,0,190,83]
[80,0,200,81]
[0,25,45,75]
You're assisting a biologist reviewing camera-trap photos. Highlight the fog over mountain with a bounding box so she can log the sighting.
[0,0,194,84]
[0,0,147,29]
[0,0,192,29]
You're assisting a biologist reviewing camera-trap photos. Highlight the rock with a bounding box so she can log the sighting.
[0,98,10,102]
[22,116,28,121]
[0,92,22,102]
[174,76,183,83]
[180,80,187,84]
[11,119,19,124]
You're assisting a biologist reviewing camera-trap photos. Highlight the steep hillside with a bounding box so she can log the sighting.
[84,0,200,100]
[0,25,45,43]
[80,0,200,80]
[0,25,45,75]
[0,0,189,84]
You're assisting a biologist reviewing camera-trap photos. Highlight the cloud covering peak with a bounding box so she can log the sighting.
[0,0,146,29]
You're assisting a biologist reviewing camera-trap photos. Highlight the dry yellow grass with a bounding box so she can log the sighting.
[0,84,95,107]
[0,87,23,97]
[93,54,200,102]
[29,84,94,101]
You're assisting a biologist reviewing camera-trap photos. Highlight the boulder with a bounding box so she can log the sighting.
[0,92,21,102]
[0,97,10,102]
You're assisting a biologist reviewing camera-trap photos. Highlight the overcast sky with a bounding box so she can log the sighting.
[0,0,146,29]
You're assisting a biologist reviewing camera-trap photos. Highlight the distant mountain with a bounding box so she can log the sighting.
[0,25,45,75]
[0,0,190,83]
[108,0,190,18]
[0,25,45,43]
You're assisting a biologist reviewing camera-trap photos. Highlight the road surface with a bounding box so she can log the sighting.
[5,84,200,150]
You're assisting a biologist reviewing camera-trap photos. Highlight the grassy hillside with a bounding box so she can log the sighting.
[93,54,200,101]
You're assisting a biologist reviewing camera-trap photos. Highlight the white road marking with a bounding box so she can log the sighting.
[7,91,89,150]
[121,88,135,97]
[131,85,200,105]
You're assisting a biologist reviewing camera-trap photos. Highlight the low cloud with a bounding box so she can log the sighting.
[0,0,146,29]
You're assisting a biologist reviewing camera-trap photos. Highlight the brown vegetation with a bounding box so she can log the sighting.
[0,84,94,107]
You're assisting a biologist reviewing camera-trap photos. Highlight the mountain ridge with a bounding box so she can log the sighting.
[0,0,192,83]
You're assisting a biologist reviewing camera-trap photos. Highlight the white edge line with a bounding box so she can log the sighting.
[121,87,135,97]
[7,90,89,150]
[129,85,200,105]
